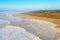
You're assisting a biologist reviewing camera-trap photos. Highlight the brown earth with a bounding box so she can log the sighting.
[14,13,60,28]
[15,13,60,24]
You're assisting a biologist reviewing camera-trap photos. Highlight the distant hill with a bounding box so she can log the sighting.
[0,9,7,12]
[0,10,5,12]
[27,10,60,19]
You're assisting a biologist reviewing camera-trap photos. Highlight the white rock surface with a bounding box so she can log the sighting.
[19,19,58,40]
[0,19,41,40]
[4,16,58,40]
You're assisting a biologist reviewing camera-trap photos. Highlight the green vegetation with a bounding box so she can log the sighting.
[28,10,60,19]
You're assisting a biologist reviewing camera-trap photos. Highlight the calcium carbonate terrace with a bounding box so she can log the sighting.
[0,19,41,40]
[0,14,59,40]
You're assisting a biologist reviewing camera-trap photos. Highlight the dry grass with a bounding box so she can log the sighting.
[27,13,60,19]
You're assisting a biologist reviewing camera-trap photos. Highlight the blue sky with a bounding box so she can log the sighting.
[0,0,60,12]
